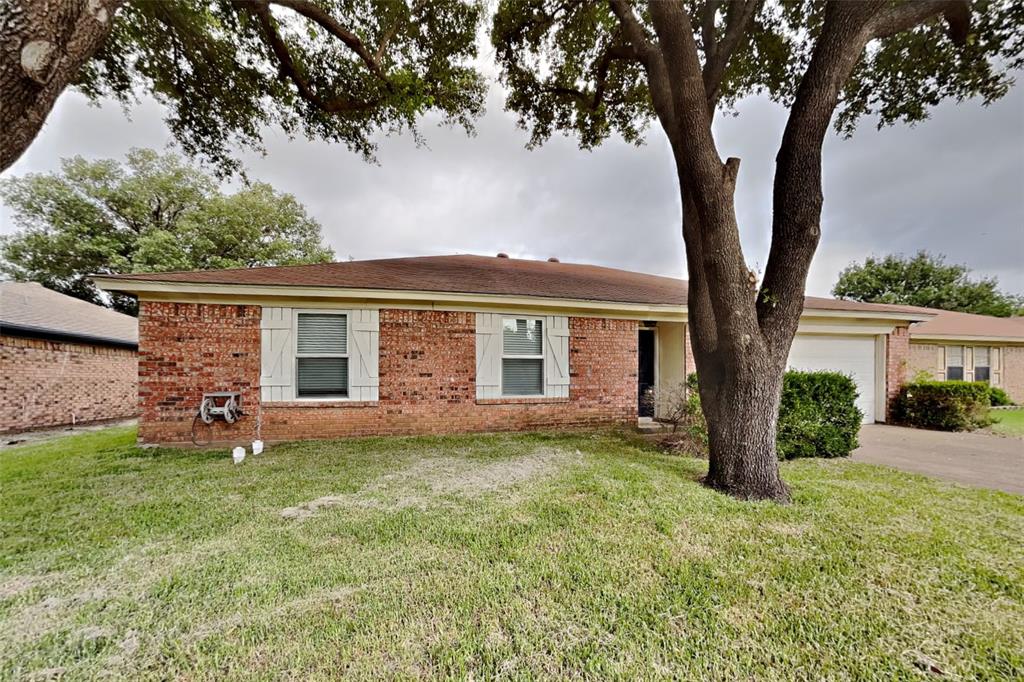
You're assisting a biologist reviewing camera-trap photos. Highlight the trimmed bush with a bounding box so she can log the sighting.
[892,381,993,431]
[777,371,862,460]
[682,370,862,460]
[989,385,1014,407]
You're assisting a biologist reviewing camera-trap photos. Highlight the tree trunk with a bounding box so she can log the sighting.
[673,155,791,503]
[700,353,789,501]
[0,0,123,172]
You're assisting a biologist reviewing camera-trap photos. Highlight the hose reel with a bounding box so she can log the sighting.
[191,392,243,445]
[198,392,242,424]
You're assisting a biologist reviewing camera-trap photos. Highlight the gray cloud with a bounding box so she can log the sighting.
[2,75,1022,297]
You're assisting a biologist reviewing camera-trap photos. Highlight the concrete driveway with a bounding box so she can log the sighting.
[852,424,1023,495]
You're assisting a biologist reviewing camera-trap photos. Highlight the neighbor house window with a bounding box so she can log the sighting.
[946,345,964,381]
[296,313,348,398]
[502,318,543,396]
[974,346,991,382]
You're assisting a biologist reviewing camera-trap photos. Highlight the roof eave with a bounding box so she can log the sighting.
[0,320,138,349]
[94,276,936,324]
[910,332,1024,344]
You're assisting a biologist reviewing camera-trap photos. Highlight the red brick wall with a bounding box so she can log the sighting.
[137,302,261,443]
[683,323,695,379]
[885,325,911,421]
[0,334,137,433]
[136,304,638,444]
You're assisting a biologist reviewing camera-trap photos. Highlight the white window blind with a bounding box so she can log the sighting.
[296,313,348,398]
[297,314,347,354]
[502,318,543,396]
[946,345,964,381]
[974,346,991,382]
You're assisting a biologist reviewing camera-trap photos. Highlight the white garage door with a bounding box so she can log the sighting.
[788,334,877,423]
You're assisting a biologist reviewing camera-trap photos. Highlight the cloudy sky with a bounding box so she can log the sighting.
[1,61,1022,297]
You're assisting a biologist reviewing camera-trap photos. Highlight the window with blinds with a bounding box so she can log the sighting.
[974,346,991,382]
[946,345,964,381]
[502,318,543,396]
[296,313,348,398]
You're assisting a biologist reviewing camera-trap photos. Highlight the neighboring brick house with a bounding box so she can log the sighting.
[1,282,138,434]
[94,254,933,445]
[905,308,1024,403]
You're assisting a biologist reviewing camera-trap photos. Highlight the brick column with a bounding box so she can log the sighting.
[885,325,910,421]
[683,323,695,379]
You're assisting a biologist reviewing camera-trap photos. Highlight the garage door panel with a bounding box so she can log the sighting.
[788,335,876,424]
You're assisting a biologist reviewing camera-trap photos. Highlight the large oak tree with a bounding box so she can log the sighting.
[1,0,1022,500]
[492,0,1022,500]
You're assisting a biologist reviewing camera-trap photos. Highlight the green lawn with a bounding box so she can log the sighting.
[990,408,1024,437]
[1,427,1022,680]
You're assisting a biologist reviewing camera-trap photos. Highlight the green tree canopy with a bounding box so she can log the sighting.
[0,148,334,315]
[833,252,1024,317]
[78,0,485,175]
[3,0,486,174]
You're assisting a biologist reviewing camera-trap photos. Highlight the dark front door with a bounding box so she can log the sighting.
[638,328,656,417]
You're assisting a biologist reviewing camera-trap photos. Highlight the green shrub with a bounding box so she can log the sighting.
[777,371,862,460]
[682,371,862,460]
[892,381,993,431]
[988,385,1014,407]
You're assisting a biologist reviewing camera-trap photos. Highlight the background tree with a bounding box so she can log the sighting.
[1,0,485,173]
[0,148,334,315]
[834,252,1024,317]
[492,0,1024,500]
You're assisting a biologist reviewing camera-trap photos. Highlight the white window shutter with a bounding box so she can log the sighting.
[349,309,380,401]
[544,315,570,398]
[992,347,1002,386]
[261,307,294,401]
[475,313,502,399]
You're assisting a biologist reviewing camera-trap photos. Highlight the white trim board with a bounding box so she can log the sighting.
[93,277,932,325]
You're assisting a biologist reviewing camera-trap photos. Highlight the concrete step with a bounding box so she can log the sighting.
[636,420,673,434]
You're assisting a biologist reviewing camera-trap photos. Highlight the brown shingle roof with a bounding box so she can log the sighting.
[100,255,685,305]
[96,254,928,316]
[0,281,138,346]
[908,308,1024,340]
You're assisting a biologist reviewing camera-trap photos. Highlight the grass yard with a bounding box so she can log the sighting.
[989,408,1024,437]
[2,427,1022,680]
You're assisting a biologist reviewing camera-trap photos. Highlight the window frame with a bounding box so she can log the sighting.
[973,346,991,383]
[945,345,964,382]
[293,310,351,401]
[500,316,545,397]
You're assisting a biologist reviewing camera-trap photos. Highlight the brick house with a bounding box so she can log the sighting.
[1,282,138,433]
[905,309,1024,402]
[91,254,946,446]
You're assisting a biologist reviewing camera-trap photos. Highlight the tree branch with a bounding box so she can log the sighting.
[701,0,761,108]
[869,0,970,44]
[607,0,657,64]
[757,2,887,352]
[759,0,973,356]
[374,0,424,64]
[607,0,679,135]
[244,0,383,114]
[541,42,637,111]
[646,0,722,185]
[264,0,391,84]
[700,0,721,62]
[0,0,126,171]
